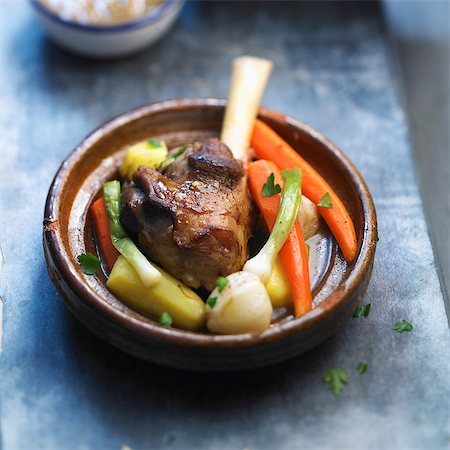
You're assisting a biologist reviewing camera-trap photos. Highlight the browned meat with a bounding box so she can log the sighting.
[121,138,254,291]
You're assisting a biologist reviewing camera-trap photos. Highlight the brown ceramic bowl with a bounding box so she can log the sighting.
[43,98,377,371]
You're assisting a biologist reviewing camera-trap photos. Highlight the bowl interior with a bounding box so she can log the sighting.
[45,99,375,350]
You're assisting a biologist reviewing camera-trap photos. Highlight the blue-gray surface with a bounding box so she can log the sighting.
[383,0,450,318]
[0,1,449,449]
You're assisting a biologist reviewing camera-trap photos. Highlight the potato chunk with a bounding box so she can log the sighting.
[107,256,206,331]
[120,140,168,181]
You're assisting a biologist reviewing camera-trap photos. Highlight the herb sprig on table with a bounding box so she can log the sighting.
[393,319,413,333]
[357,362,368,374]
[323,368,349,395]
[353,303,371,318]
[324,305,415,394]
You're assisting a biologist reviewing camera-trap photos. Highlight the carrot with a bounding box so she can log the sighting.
[248,160,312,317]
[251,119,357,263]
[90,197,120,272]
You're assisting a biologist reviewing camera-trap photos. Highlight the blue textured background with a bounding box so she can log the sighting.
[0,2,449,449]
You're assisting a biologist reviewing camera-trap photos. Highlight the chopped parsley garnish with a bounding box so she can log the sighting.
[216,277,229,292]
[77,253,101,275]
[393,319,413,333]
[317,192,333,208]
[147,139,163,149]
[207,296,218,308]
[159,311,173,327]
[262,173,282,197]
[353,303,371,318]
[323,368,349,395]
[357,362,368,374]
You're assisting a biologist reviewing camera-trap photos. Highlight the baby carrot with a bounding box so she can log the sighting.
[251,119,357,263]
[248,160,312,317]
[90,197,120,272]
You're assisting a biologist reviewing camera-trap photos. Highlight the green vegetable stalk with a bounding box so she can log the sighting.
[158,146,185,172]
[243,168,302,283]
[103,180,161,287]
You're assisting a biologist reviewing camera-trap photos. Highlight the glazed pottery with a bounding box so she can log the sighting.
[43,99,377,371]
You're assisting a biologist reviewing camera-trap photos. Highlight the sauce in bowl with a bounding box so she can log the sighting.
[38,0,163,25]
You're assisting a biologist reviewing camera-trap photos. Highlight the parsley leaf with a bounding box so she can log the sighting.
[262,173,282,197]
[159,311,173,327]
[147,139,163,149]
[353,303,371,318]
[357,362,368,374]
[216,277,229,293]
[207,296,218,308]
[317,192,333,208]
[323,368,349,395]
[393,319,413,333]
[77,253,101,275]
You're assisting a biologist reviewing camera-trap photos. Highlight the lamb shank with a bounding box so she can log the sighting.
[121,138,254,291]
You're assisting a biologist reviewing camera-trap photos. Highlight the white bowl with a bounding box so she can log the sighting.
[31,0,184,58]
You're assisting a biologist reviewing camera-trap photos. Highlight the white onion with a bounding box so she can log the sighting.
[206,272,273,335]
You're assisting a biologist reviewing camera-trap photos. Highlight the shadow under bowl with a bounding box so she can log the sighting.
[43,98,377,371]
